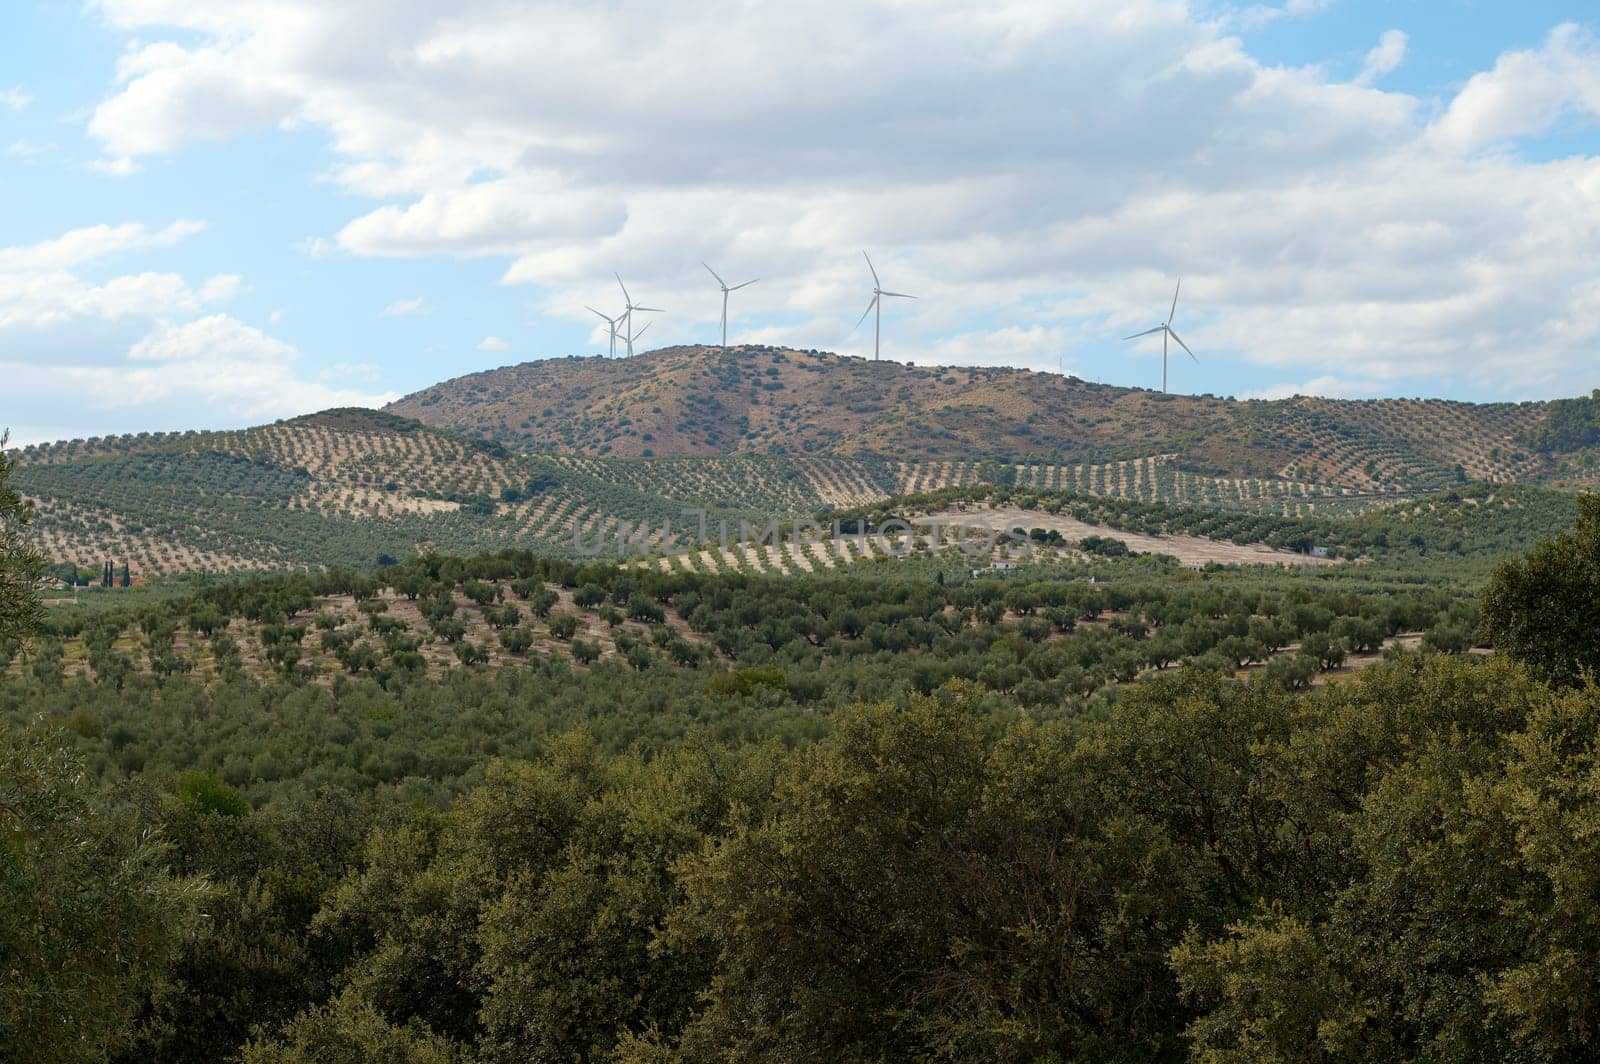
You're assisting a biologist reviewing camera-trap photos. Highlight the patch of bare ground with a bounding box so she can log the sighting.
[939,504,1342,569]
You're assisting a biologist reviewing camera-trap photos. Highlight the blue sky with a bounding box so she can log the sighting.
[2,0,1598,445]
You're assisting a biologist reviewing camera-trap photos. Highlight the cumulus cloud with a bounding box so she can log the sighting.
[1429,23,1600,152]
[0,221,394,441]
[4,316,399,437]
[477,335,509,351]
[80,1,1600,399]
[0,87,31,111]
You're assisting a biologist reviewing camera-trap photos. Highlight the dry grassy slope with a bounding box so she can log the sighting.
[386,345,1578,491]
[389,346,1255,462]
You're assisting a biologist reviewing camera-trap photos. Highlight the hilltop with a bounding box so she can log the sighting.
[388,345,1600,492]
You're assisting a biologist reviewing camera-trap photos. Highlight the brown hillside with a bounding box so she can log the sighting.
[387,345,1582,492]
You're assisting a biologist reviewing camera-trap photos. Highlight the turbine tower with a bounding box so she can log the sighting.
[855,252,916,361]
[587,306,623,358]
[703,262,757,350]
[1122,280,1197,393]
[615,273,663,358]
[627,319,651,354]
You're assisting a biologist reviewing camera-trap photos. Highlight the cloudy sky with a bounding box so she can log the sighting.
[2,1,1598,445]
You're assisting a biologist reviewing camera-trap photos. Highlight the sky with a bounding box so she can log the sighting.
[2,0,1598,446]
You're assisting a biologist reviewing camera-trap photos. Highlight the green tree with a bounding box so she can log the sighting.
[1482,494,1600,685]
[1,732,207,1062]
[0,433,45,640]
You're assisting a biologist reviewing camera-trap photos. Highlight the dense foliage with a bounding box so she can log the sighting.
[1482,494,1600,686]
[0,436,44,640]
[1521,389,1600,454]
[2,497,1598,1061]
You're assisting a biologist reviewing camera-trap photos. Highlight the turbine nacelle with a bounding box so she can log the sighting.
[1122,279,1198,392]
[856,251,917,360]
[614,273,664,357]
[704,262,757,349]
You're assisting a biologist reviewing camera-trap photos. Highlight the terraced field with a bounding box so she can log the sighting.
[10,412,697,577]
[1009,455,1376,516]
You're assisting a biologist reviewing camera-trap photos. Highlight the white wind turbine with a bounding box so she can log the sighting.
[626,319,652,354]
[1123,280,1197,393]
[615,273,663,358]
[587,306,624,358]
[703,262,757,350]
[855,252,916,361]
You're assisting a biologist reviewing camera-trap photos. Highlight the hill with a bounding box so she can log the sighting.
[388,345,1600,492]
[8,350,1597,580]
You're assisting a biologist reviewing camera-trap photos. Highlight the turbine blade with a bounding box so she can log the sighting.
[586,306,612,323]
[634,306,664,313]
[854,295,879,329]
[702,261,726,287]
[632,323,651,342]
[1168,279,1181,325]
[615,272,631,303]
[729,278,758,290]
[862,251,880,287]
[1167,328,1198,362]
[1122,326,1165,341]
[879,290,917,299]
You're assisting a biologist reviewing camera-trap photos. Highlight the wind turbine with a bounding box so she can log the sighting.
[615,273,663,358]
[587,306,623,358]
[627,319,652,354]
[703,262,757,350]
[854,252,916,361]
[1123,280,1196,393]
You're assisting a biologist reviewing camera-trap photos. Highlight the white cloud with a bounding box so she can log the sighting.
[200,274,243,301]
[916,325,1079,371]
[1356,30,1407,87]
[88,40,296,160]
[78,2,1600,399]
[0,221,393,442]
[1240,376,1387,401]
[90,155,143,177]
[477,335,509,351]
[1227,0,1332,32]
[296,236,337,259]
[4,315,397,434]
[381,296,426,316]
[1429,23,1600,153]
[339,181,626,257]
[0,87,30,111]
[0,219,205,271]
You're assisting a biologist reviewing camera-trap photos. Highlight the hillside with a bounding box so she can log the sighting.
[9,350,1597,580]
[388,345,1600,492]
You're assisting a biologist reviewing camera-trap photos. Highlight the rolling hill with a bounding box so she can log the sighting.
[8,347,1598,579]
[388,345,1600,491]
